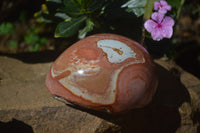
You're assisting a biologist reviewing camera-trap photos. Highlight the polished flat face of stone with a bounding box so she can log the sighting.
[46,33,158,113]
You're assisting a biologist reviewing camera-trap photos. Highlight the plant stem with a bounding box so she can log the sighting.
[176,0,185,20]
[141,0,155,46]
[141,26,146,46]
[143,0,155,20]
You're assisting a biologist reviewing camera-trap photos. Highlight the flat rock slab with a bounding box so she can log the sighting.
[0,56,118,133]
[0,56,63,110]
[0,56,200,133]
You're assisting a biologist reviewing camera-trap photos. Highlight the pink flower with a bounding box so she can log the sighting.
[154,0,171,14]
[144,12,174,41]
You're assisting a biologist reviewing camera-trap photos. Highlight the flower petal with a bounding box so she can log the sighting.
[156,0,171,13]
[154,1,160,10]
[151,12,164,23]
[151,29,164,41]
[162,16,174,27]
[161,26,173,38]
[158,8,168,14]
[144,19,157,33]
[165,5,172,11]
[160,0,168,6]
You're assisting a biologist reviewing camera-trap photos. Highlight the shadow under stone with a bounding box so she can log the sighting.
[67,64,191,133]
[0,119,33,133]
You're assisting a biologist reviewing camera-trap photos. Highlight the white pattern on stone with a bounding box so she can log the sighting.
[97,39,136,63]
[51,64,57,78]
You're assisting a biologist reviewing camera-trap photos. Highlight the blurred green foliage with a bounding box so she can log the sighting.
[24,31,48,52]
[25,32,40,45]
[0,20,48,52]
[9,40,18,48]
[19,11,27,22]
[0,22,14,35]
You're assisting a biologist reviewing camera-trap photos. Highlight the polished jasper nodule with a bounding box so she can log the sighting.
[46,33,158,113]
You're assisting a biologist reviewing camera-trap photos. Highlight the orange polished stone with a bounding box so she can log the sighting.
[46,33,158,113]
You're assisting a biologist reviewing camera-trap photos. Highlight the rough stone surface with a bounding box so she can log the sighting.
[0,56,200,133]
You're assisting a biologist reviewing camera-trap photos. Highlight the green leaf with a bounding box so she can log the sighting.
[78,0,93,9]
[143,0,155,19]
[34,11,52,23]
[69,0,81,7]
[121,0,147,17]
[166,0,180,9]
[24,33,39,45]
[63,0,79,10]
[55,12,71,20]
[55,16,86,38]
[19,11,27,22]
[78,26,88,39]
[88,0,107,12]
[39,37,48,44]
[78,19,94,39]
[9,40,18,48]
[62,0,83,17]
[0,22,14,35]
[86,19,94,31]
[29,43,40,52]
[46,0,62,3]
